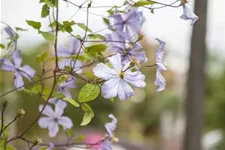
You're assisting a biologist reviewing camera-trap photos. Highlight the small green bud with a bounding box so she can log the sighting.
[33,136,42,145]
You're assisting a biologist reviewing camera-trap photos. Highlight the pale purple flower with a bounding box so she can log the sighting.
[101,138,112,150]
[47,143,54,150]
[93,53,146,100]
[38,101,73,137]
[180,4,198,25]
[49,98,67,109]
[155,38,167,91]
[105,114,117,138]
[1,50,35,90]
[106,32,147,65]
[58,76,76,98]
[110,8,144,35]
[58,38,83,73]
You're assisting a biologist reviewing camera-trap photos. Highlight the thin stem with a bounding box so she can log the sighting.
[0,116,18,136]
[0,104,7,134]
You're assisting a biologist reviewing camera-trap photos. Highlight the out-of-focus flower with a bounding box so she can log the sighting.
[4,26,16,37]
[93,53,146,100]
[110,8,144,35]
[180,4,198,25]
[106,32,147,65]
[38,101,73,137]
[101,138,112,150]
[1,50,36,90]
[105,114,117,138]
[155,38,166,91]
[47,142,55,150]
[58,76,76,98]
[58,38,83,73]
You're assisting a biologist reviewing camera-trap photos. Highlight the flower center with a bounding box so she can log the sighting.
[119,72,124,79]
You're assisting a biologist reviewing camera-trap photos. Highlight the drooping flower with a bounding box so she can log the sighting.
[180,4,198,25]
[155,38,167,91]
[101,114,118,150]
[58,38,83,73]
[93,53,146,100]
[4,26,16,38]
[106,32,147,65]
[38,101,73,137]
[1,50,36,90]
[110,8,144,35]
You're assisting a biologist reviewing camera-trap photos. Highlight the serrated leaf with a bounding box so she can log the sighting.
[41,4,49,18]
[85,44,107,53]
[26,20,41,29]
[77,23,92,33]
[36,52,48,63]
[63,97,80,107]
[134,0,156,7]
[40,32,56,44]
[78,84,100,102]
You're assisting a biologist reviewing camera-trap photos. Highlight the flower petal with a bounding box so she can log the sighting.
[180,4,198,25]
[1,59,16,71]
[20,65,36,80]
[101,78,120,99]
[38,117,52,128]
[58,46,71,57]
[69,38,82,54]
[118,80,134,100]
[12,50,22,68]
[48,122,59,137]
[124,70,146,88]
[14,72,24,89]
[39,105,55,117]
[58,116,73,129]
[93,63,117,80]
[105,114,117,137]
[155,70,166,92]
[108,53,122,72]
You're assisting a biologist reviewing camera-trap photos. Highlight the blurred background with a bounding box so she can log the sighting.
[0,0,225,150]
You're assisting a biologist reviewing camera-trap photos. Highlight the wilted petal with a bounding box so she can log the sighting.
[14,72,24,89]
[48,122,59,137]
[58,116,73,129]
[39,105,55,117]
[105,114,117,137]
[118,80,134,100]
[1,59,16,71]
[180,4,198,25]
[124,71,146,88]
[20,65,36,80]
[93,63,117,80]
[12,51,22,68]
[155,70,166,92]
[38,117,53,128]
[102,78,120,99]
[108,53,122,72]
[156,62,167,71]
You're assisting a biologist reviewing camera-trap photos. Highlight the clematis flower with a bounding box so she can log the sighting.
[4,26,16,37]
[101,114,118,150]
[1,50,36,90]
[106,32,147,65]
[155,38,167,91]
[38,101,73,137]
[93,53,146,100]
[58,38,83,73]
[180,4,198,25]
[110,8,144,35]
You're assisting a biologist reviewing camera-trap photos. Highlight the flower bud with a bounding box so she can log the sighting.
[33,136,42,145]
[17,109,25,118]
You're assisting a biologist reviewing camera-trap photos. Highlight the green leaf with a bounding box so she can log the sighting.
[40,32,56,44]
[78,84,100,102]
[15,27,28,31]
[0,44,5,49]
[42,88,51,100]
[6,146,16,150]
[77,23,92,33]
[65,128,75,137]
[63,97,80,107]
[103,18,110,25]
[74,135,85,142]
[88,34,106,40]
[41,4,49,18]
[39,146,48,150]
[134,0,156,7]
[62,21,75,33]
[31,85,42,95]
[80,103,94,126]
[85,44,107,53]
[26,20,41,29]
[53,92,65,99]
[36,52,48,63]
